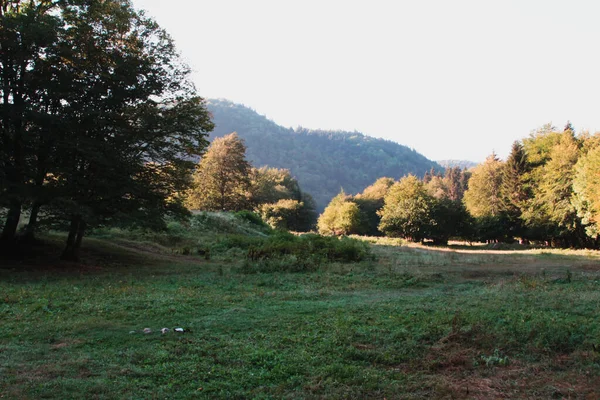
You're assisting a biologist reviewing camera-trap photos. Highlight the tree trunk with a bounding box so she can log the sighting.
[1,199,21,242]
[74,219,86,252]
[61,215,81,261]
[22,202,41,241]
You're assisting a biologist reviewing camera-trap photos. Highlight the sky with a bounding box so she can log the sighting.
[132,0,600,162]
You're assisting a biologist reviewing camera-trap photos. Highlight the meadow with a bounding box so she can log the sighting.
[1,215,599,399]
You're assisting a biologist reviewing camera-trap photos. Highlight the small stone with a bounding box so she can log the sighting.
[174,328,184,333]
[143,328,152,334]
[129,330,136,334]
[161,328,169,334]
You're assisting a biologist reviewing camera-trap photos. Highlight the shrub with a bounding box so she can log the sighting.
[233,210,270,228]
[243,233,372,273]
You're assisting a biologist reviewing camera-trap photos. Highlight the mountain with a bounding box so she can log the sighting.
[206,99,442,210]
[436,160,478,170]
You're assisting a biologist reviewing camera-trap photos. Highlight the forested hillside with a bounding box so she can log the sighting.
[207,99,442,210]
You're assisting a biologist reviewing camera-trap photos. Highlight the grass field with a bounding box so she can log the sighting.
[1,233,600,399]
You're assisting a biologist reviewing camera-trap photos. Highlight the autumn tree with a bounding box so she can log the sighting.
[188,133,251,211]
[572,139,600,240]
[463,153,504,218]
[519,129,587,246]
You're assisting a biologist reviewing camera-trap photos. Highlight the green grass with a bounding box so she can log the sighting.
[1,236,600,399]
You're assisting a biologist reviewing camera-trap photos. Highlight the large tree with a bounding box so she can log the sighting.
[463,153,504,218]
[250,167,316,231]
[572,140,600,240]
[353,177,394,236]
[500,141,530,239]
[0,0,213,259]
[378,175,434,241]
[317,190,362,236]
[0,0,63,241]
[188,132,251,211]
[521,130,585,246]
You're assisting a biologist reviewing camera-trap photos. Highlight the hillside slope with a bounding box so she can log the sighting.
[207,99,442,209]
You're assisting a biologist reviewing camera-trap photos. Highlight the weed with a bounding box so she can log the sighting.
[479,349,510,367]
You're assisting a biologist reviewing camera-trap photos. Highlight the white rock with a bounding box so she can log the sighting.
[174,328,184,333]
[129,330,136,334]
[161,328,170,334]
[143,328,152,334]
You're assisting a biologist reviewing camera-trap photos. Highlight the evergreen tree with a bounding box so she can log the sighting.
[500,141,529,239]
[444,167,469,202]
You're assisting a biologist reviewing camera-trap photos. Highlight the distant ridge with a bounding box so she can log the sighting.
[206,99,442,210]
[437,160,478,170]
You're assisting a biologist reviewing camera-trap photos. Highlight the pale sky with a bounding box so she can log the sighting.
[132,0,600,162]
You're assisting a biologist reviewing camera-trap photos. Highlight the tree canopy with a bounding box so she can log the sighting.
[0,0,213,259]
[188,133,251,212]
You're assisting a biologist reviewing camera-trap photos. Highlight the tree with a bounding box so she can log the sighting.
[444,167,470,202]
[249,167,301,206]
[463,153,504,218]
[249,167,316,231]
[500,141,530,239]
[59,1,213,260]
[317,190,361,235]
[0,1,63,241]
[427,197,471,245]
[188,133,251,211]
[0,0,214,260]
[522,131,584,246]
[354,177,394,236]
[378,175,434,241]
[572,142,600,240]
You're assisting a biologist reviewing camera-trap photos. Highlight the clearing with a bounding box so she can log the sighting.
[1,237,599,399]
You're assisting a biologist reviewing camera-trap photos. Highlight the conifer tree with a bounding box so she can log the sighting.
[500,141,529,238]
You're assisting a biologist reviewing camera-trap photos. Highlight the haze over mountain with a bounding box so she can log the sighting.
[437,160,478,170]
[206,99,442,210]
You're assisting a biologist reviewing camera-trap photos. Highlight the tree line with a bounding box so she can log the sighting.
[206,99,442,211]
[0,0,213,259]
[318,123,600,248]
[186,133,317,232]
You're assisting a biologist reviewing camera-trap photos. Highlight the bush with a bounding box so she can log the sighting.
[233,210,270,228]
[242,233,372,273]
